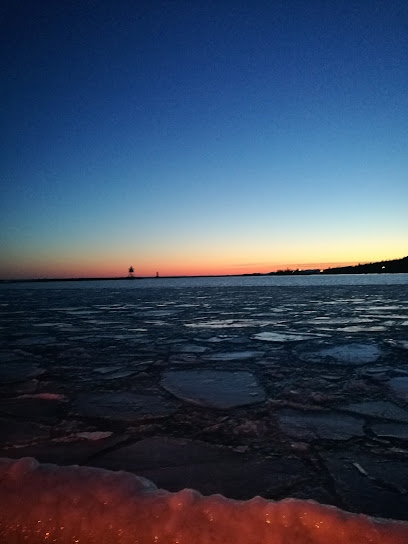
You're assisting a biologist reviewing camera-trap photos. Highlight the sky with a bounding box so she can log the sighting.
[1,0,407,279]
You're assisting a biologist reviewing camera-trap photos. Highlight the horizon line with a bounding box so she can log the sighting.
[1,256,406,283]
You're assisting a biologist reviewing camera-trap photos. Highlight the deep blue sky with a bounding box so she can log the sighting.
[1,0,407,278]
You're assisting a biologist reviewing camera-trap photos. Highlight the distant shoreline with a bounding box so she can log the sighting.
[1,256,407,284]
[0,274,247,284]
[0,274,244,284]
[1,272,408,285]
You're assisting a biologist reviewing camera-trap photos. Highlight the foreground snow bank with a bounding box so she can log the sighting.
[0,457,407,543]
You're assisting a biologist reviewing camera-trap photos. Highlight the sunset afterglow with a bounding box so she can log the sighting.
[1,2,407,280]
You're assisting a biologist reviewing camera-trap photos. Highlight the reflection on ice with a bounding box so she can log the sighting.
[312,317,374,324]
[254,332,317,342]
[174,344,208,353]
[386,340,408,350]
[206,336,238,342]
[365,306,404,311]
[204,350,265,361]
[339,325,387,332]
[185,319,273,328]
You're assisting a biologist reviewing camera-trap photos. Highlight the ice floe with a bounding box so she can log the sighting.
[161,370,265,408]
[204,350,265,361]
[277,409,365,440]
[338,401,408,422]
[301,343,381,365]
[254,331,317,342]
[388,377,408,402]
[72,392,178,421]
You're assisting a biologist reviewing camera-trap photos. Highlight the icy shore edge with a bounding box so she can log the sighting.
[0,457,407,543]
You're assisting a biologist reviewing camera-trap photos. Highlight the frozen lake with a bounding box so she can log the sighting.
[1,275,408,358]
[1,274,408,520]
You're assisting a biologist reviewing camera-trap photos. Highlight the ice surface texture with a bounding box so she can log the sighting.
[0,457,407,543]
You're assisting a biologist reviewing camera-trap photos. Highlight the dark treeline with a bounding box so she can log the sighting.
[322,256,408,275]
[266,256,408,276]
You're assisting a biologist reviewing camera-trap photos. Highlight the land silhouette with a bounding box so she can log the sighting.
[319,255,407,275]
[322,256,408,275]
[269,256,408,276]
[1,256,407,283]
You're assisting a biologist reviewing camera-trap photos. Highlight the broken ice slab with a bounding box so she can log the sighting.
[385,340,408,350]
[337,401,408,423]
[0,362,45,384]
[301,343,381,365]
[0,350,35,363]
[388,377,408,402]
[168,354,201,365]
[75,431,113,440]
[161,370,266,409]
[205,335,239,342]
[93,436,305,500]
[99,370,136,380]
[338,325,386,332]
[14,336,57,346]
[93,366,121,374]
[371,422,408,439]
[0,395,66,424]
[313,317,375,324]
[140,309,180,317]
[254,331,319,342]
[0,433,124,466]
[58,347,91,359]
[0,417,50,446]
[92,366,136,379]
[173,344,208,354]
[202,336,248,345]
[321,343,381,363]
[321,451,408,520]
[203,350,265,361]
[185,319,273,328]
[72,392,178,421]
[277,409,365,440]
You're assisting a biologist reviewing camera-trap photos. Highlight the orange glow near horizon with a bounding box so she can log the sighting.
[2,230,406,280]
[1,257,401,280]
